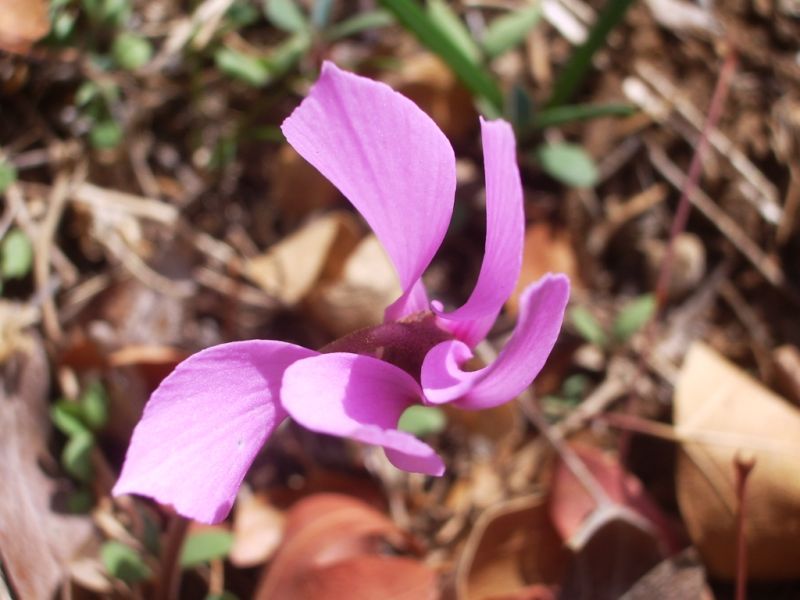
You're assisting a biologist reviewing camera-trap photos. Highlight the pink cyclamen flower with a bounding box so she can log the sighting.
[113,62,570,524]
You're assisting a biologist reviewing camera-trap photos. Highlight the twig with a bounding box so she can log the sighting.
[734,454,756,600]
[155,515,189,600]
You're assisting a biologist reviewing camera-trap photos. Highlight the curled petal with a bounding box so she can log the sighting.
[113,341,317,524]
[422,274,570,410]
[435,118,524,346]
[282,353,445,476]
[282,62,456,319]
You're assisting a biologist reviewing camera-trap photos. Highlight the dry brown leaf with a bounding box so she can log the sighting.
[455,495,567,600]
[0,0,49,54]
[229,489,285,567]
[0,338,93,599]
[270,145,342,220]
[507,224,580,315]
[255,493,419,599]
[295,555,439,600]
[245,211,360,306]
[674,342,800,579]
[306,234,403,337]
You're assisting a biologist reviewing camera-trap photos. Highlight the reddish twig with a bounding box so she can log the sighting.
[734,454,756,600]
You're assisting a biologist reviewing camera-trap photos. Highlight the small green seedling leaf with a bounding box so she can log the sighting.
[67,488,94,513]
[62,432,94,483]
[0,160,17,194]
[398,405,446,437]
[325,10,394,41]
[613,293,656,342]
[535,142,598,188]
[112,33,153,70]
[482,5,542,58]
[263,32,311,79]
[90,120,123,149]
[80,381,109,431]
[311,0,334,28]
[180,530,234,567]
[226,1,260,27]
[214,47,270,87]
[427,0,481,64]
[264,0,308,32]
[51,401,91,437]
[532,102,636,128]
[101,541,152,585]
[569,306,607,347]
[1,228,33,280]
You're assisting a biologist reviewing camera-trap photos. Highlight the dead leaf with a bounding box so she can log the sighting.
[255,493,419,599]
[0,0,50,54]
[295,555,439,600]
[306,234,403,337]
[508,224,581,315]
[674,342,800,579]
[0,338,93,599]
[229,489,285,567]
[270,145,341,221]
[245,211,360,306]
[455,495,567,600]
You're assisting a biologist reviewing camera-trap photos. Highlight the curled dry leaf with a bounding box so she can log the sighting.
[674,342,800,579]
[0,0,50,54]
[229,489,285,567]
[455,495,567,600]
[255,493,434,599]
[244,211,360,307]
[0,335,93,599]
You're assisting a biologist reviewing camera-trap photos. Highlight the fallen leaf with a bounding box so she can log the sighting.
[0,337,93,599]
[255,493,419,598]
[0,0,50,54]
[507,224,581,315]
[270,145,341,221]
[306,234,403,336]
[455,495,567,600]
[620,548,711,600]
[245,211,360,306]
[229,489,285,567]
[295,555,439,600]
[674,342,800,579]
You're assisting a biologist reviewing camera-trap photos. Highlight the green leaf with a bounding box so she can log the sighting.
[507,83,534,130]
[547,0,636,107]
[101,541,152,585]
[80,382,109,431]
[67,488,94,513]
[214,47,270,87]
[398,405,446,437]
[112,33,153,70]
[535,142,598,188]
[62,432,94,483]
[264,0,307,32]
[51,401,91,437]
[426,0,481,64]
[613,293,656,342]
[226,1,260,27]
[0,160,17,194]
[90,120,123,149]
[263,31,311,79]
[532,102,635,128]
[482,5,542,58]
[180,530,234,567]
[561,373,590,401]
[379,0,503,115]
[311,0,334,28]
[51,11,77,42]
[325,10,394,41]
[569,306,607,347]
[1,228,33,280]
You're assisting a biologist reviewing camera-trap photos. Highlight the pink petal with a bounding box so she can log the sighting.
[282,353,445,476]
[281,62,456,319]
[422,274,569,410]
[113,341,317,524]
[435,118,524,346]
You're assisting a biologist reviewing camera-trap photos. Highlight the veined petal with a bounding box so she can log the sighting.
[422,274,569,410]
[435,118,524,346]
[282,62,455,319]
[282,353,445,476]
[113,341,317,524]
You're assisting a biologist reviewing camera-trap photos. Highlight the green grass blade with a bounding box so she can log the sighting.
[379,0,504,114]
[533,102,635,128]
[482,5,542,58]
[547,0,636,107]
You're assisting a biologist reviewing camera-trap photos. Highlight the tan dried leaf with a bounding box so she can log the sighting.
[675,342,800,579]
[0,0,50,54]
